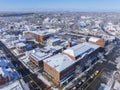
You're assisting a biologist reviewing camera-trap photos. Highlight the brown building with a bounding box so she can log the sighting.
[23,31,51,42]
[88,37,105,48]
[43,53,75,85]
[36,33,50,42]
[63,42,100,70]
[44,42,100,85]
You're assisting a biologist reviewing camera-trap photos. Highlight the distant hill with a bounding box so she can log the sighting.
[0,12,34,17]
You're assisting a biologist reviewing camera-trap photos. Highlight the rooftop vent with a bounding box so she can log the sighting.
[54,65,59,68]
[46,59,51,63]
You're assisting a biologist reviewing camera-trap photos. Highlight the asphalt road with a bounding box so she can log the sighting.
[84,45,118,90]
[85,60,116,90]
[0,41,47,90]
[71,41,118,90]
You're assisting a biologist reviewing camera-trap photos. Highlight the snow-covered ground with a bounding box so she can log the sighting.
[0,56,19,80]
[0,52,20,83]
[116,56,120,70]
[0,49,30,90]
[113,80,120,90]
[0,80,23,90]
[100,71,120,90]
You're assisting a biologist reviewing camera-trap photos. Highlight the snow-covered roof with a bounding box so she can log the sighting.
[89,37,100,42]
[0,67,12,77]
[30,51,52,62]
[40,46,62,53]
[113,81,120,90]
[1,80,23,90]
[44,53,75,72]
[48,38,60,43]
[25,31,52,36]
[5,35,17,39]
[16,42,26,47]
[0,57,13,68]
[0,59,8,67]
[63,42,100,58]
[52,46,62,51]
[37,31,51,36]
[12,40,20,44]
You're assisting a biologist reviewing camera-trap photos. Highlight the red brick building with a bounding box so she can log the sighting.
[29,51,52,66]
[89,37,105,48]
[43,42,100,85]
[43,53,75,85]
[23,31,51,42]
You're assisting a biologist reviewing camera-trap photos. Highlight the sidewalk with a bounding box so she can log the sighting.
[38,74,51,87]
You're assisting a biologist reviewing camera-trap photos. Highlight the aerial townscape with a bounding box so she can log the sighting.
[0,11,120,90]
[0,0,120,90]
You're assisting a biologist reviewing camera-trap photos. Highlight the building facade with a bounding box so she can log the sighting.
[43,54,75,85]
[43,42,100,85]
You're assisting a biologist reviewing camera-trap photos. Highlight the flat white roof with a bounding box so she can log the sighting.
[30,51,52,62]
[25,31,51,36]
[16,42,26,47]
[89,37,100,42]
[63,42,100,57]
[5,35,16,39]
[52,46,62,50]
[41,46,62,53]
[48,38,60,43]
[44,53,75,72]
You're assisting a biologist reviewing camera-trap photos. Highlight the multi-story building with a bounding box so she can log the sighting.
[47,38,61,47]
[63,42,100,69]
[43,42,100,85]
[88,37,105,48]
[43,53,75,85]
[29,45,63,67]
[23,31,52,42]
[47,38,69,48]
[29,51,52,66]
[16,42,26,52]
